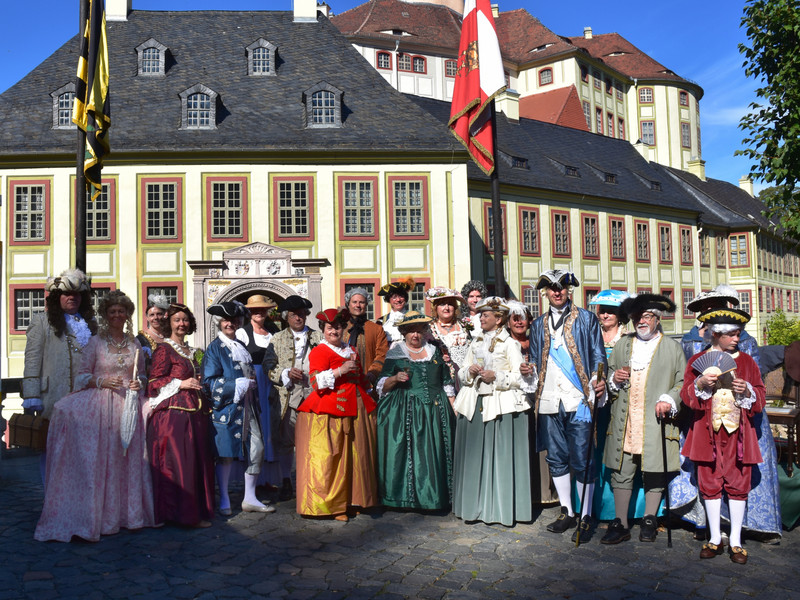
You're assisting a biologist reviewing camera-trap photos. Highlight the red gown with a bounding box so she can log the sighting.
[146,343,215,525]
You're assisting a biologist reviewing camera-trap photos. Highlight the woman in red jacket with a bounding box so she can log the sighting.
[681,308,765,565]
[295,307,379,521]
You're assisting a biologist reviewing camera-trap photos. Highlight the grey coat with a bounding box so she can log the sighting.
[21,313,88,419]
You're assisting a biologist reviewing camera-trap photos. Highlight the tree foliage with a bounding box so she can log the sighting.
[737,0,800,238]
[764,309,800,345]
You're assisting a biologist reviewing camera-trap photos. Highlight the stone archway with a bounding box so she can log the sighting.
[188,241,328,347]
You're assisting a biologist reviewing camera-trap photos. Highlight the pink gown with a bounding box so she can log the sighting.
[35,335,156,542]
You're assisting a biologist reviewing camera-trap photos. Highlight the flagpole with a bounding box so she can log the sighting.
[75,0,89,273]
[490,101,504,295]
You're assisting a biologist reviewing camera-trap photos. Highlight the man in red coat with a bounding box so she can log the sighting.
[681,308,765,564]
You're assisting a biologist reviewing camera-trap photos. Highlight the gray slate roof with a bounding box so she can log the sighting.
[0,11,461,159]
[408,94,749,227]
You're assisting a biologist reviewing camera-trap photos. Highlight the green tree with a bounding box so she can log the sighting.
[737,0,800,238]
[764,309,800,345]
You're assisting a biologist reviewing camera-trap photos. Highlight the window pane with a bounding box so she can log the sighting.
[146,182,178,239]
[278,181,310,236]
[521,209,539,254]
[211,181,243,237]
[15,289,45,330]
[86,183,111,240]
[393,181,423,235]
[14,185,46,241]
[187,93,211,127]
[141,47,161,73]
[343,181,374,236]
[252,46,270,74]
[58,92,75,126]
[311,90,335,124]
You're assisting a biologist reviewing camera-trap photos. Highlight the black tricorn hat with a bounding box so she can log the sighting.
[697,308,751,326]
[535,269,579,290]
[207,301,248,319]
[620,293,676,318]
[277,295,313,313]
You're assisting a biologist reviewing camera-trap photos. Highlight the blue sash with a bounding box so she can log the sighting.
[549,339,592,422]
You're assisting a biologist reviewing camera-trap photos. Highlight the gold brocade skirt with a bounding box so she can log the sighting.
[295,398,378,516]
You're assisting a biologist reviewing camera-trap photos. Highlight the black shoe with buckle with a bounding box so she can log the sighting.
[547,506,577,534]
[600,518,631,545]
[639,514,658,542]
[571,515,595,544]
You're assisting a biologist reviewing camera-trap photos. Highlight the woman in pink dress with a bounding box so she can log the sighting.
[35,291,156,542]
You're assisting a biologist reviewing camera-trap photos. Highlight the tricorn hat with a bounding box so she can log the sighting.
[277,295,313,313]
[316,307,351,324]
[535,269,579,290]
[378,277,415,301]
[46,268,91,293]
[620,293,676,318]
[697,308,751,326]
[207,301,249,319]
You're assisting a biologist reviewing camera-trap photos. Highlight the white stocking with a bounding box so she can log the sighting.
[243,473,267,508]
[576,481,594,519]
[705,498,722,545]
[729,499,747,548]
[553,474,574,516]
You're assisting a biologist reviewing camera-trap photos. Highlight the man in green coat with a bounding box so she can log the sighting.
[601,294,685,544]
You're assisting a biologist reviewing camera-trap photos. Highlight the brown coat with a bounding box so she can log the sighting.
[344,320,388,384]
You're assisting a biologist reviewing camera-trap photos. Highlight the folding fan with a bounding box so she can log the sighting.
[691,350,737,376]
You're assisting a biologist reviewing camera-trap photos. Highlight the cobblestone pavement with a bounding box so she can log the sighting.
[2,453,798,600]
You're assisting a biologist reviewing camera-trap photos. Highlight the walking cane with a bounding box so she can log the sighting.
[575,363,604,547]
[660,416,673,548]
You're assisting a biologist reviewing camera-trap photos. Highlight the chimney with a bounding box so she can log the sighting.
[583,27,593,40]
[687,158,707,182]
[106,0,132,21]
[739,176,755,197]
[317,2,331,18]
[495,89,519,122]
[491,4,499,18]
[633,139,650,161]
[294,0,319,23]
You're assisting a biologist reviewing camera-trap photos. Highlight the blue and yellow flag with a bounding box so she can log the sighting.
[73,0,110,201]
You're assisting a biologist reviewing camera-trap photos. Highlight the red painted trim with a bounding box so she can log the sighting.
[397,53,427,74]
[640,120,656,146]
[339,277,381,319]
[679,90,689,106]
[618,118,625,140]
[73,177,118,246]
[681,287,695,318]
[483,201,508,255]
[728,232,750,268]
[141,281,184,317]
[8,283,45,334]
[595,108,603,135]
[606,112,614,138]
[205,175,249,243]
[660,287,675,319]
[634,219,650,262]
[520,285,542,318]
[550,210,571,257]
[376,51,393,70]
[580,212,600,259]
[538,67,553,87]
[8,178,51,246]
[272,175,316,242]
[445,59,457,78]
[679,225,693,265]
[658,222,672,264]
[517,205,541,257]
[583,287,601,308]
[336,175,380,241]
[608,216,626,261]
[139,176,184,244]
[387,175,429,241]
[638,87,654,104]
[680,121,691,149]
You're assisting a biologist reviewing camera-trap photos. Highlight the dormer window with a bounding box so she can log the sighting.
[136,38,167,77]
[246,39,277,76]
[51,83,76,129]
[303,82,343,128]
[179,84,218,129]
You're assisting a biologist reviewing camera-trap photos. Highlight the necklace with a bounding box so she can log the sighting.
[436,320,456,332]
[166,337,195,361]
[107,333,129,350]
[407,346,426,354]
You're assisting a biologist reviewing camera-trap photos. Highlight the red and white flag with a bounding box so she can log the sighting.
[448,0,506,175]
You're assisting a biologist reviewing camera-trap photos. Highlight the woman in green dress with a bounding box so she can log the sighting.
[376,311,456,510]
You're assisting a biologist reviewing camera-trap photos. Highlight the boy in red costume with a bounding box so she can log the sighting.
[681,308,765,564]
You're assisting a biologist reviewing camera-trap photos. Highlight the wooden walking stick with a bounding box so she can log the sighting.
[575,363,605,547]
[660,416,673,548]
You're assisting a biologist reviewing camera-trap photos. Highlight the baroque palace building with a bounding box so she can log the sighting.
[1,0,799,390]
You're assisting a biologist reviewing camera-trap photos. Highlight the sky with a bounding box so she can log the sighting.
[0,0,760,189]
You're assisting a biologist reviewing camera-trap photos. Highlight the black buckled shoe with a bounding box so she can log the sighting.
[571,515,595,544]
[547,506,577,534]
[600,518,631,545]
[639,514,658,542]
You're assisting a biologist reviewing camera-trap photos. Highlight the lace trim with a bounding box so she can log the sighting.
[149,378,182,410]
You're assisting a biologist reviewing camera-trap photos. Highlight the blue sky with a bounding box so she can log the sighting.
[0,1,758,189]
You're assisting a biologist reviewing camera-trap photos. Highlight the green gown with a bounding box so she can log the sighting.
[377,343,456,509]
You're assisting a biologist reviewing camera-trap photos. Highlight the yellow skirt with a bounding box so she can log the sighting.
[295,399,378,516]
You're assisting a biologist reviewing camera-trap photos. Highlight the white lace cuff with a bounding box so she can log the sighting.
[315,369,336,390]
[377,376,390,398]
[520,373,538,394]
[149,378,181,410]
[659,393,678,417]
[281,368,294,389]
[735,382,757,409]
[607,371,622,393]
[444,384,456,397]
[695,385,713,401]
[234,377,250,404]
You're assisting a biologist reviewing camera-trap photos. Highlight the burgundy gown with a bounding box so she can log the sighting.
[147,343,215,525]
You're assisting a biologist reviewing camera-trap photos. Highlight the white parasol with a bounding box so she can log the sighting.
[120,348,140,455]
